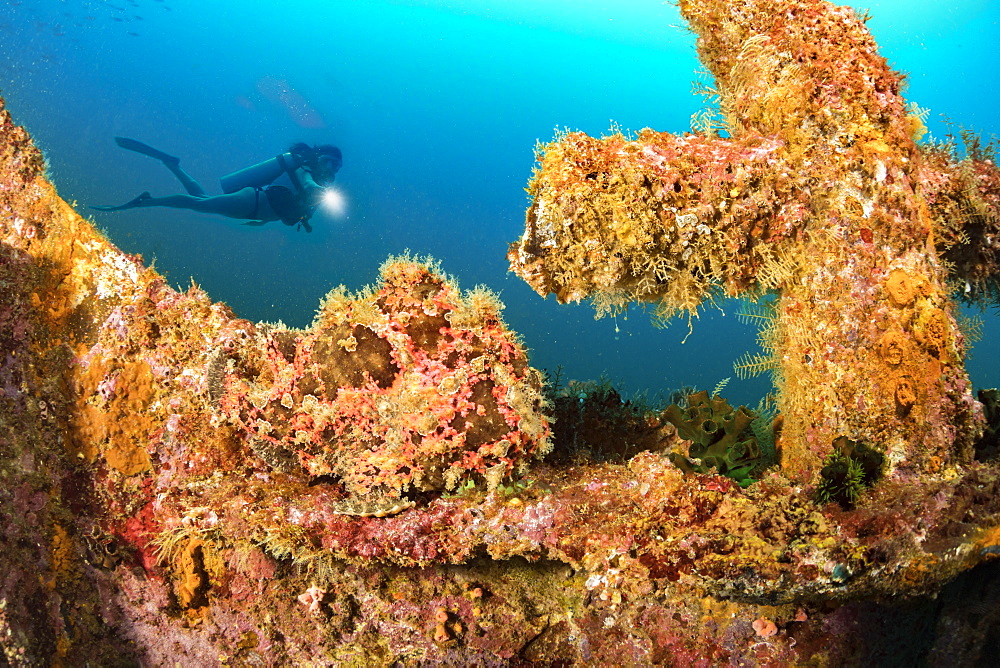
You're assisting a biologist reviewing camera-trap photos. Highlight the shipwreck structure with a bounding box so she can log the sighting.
[509,0,999,482]
[2,0,1000,664]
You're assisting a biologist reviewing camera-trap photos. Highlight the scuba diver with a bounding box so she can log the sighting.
[93,137,343,232]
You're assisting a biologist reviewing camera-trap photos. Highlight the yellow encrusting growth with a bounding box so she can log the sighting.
[509,0,997,482]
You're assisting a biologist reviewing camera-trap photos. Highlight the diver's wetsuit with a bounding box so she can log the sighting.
[247,157,319,229]
[261,185,314,227]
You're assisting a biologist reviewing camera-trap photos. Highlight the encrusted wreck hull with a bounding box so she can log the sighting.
[3,0,1000,664]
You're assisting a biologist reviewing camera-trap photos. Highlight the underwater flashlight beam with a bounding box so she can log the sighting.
[321,187,347,218]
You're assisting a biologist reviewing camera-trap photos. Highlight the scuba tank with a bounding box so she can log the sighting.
[220,152,302,194]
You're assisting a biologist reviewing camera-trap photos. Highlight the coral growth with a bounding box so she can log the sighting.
[3,0,1000,665]
[814,436,885,508]
[918,133,1000,304]
[509,0,997,484]
[217,256,551,504]
[663,390,769,486]
[975,388,1000,460]
[544,376,676,463]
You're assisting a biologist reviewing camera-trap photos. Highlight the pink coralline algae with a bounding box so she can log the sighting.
[216,257,551,507]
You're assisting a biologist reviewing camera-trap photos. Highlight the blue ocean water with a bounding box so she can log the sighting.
[0,0,996,409]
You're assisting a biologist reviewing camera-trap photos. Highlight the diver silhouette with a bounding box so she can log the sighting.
[93,137,342,232]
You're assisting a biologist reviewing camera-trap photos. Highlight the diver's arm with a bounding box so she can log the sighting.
[270,152,301,186]
[297,169,328,205]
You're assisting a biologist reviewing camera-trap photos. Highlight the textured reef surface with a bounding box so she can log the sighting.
[4,0,1000,665]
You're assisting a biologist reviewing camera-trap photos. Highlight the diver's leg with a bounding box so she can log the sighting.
[93,192,199,212]
[93,188,263,220]
[181,189,262,218]
[162,162,207,197]
[126,190,260,219]
[114,137,206,196]
[91,192,152,211]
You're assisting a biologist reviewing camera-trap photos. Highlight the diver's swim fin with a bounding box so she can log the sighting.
[91,191,152,212]
[114,137,179,165]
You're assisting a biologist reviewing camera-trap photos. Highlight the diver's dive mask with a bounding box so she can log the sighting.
[317,154,342,184]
